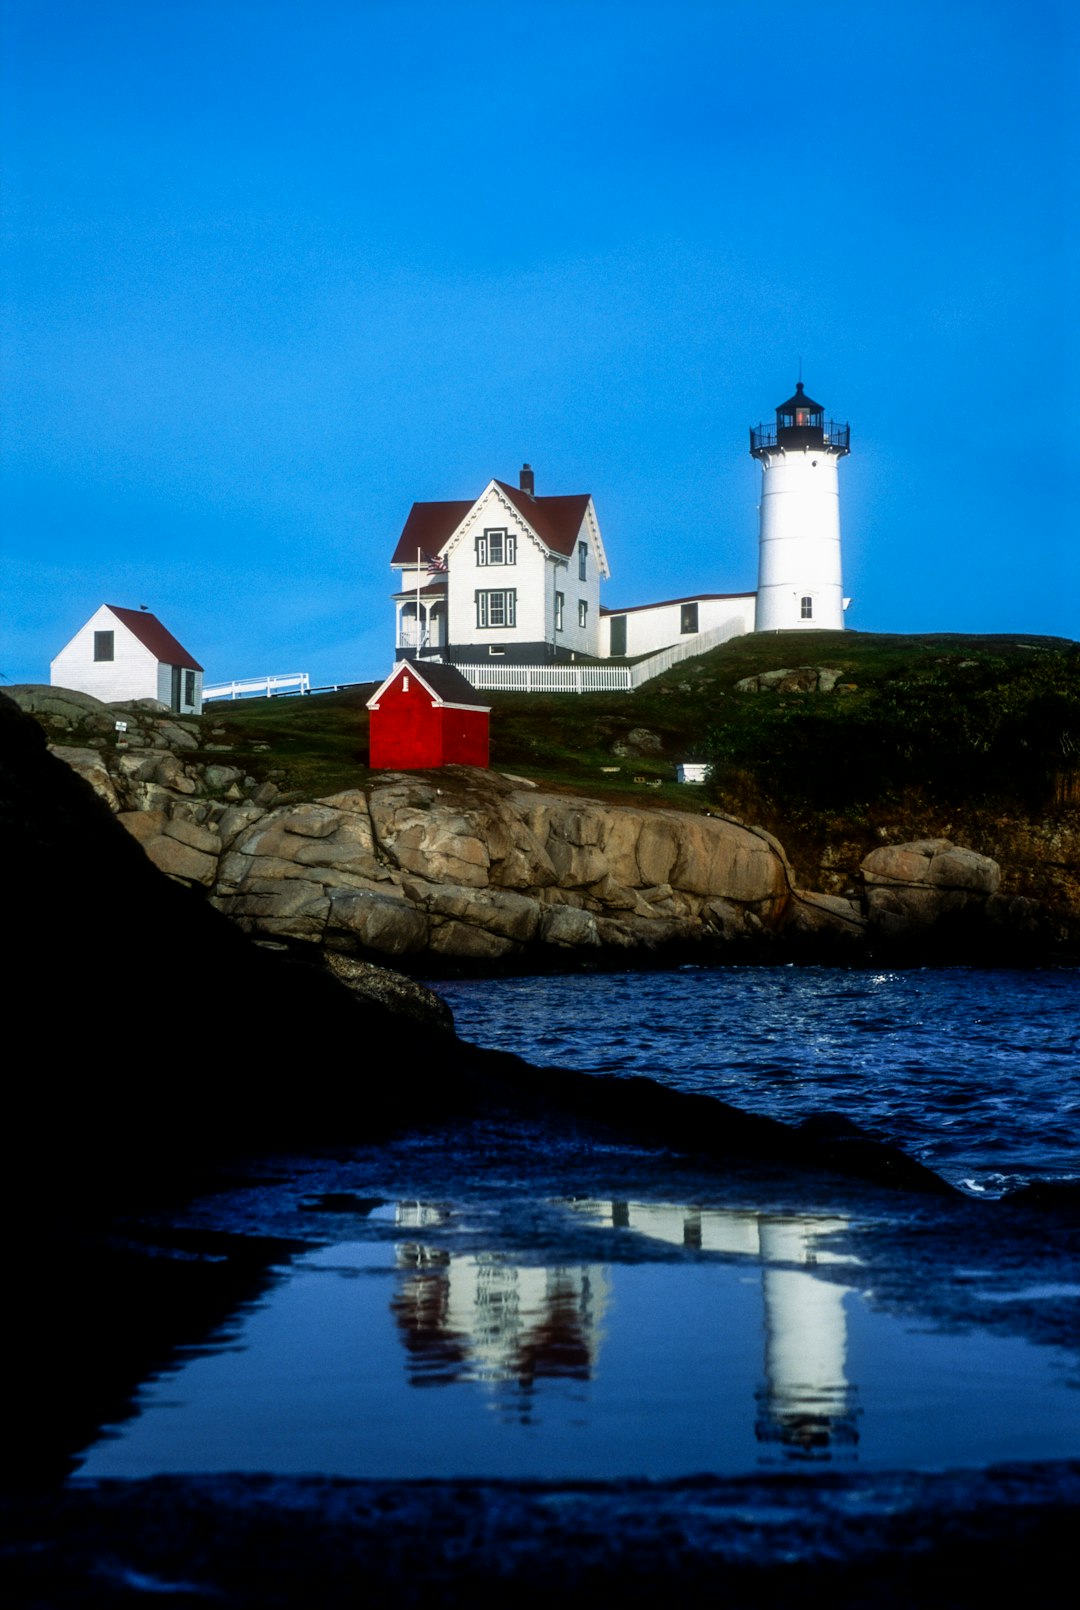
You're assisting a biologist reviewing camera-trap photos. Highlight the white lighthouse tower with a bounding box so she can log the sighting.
[751,380,850,632]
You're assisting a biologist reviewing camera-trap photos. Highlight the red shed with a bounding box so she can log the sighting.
[367,661,491,770]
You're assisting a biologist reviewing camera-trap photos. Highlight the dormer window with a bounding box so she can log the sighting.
[476,529,515,566]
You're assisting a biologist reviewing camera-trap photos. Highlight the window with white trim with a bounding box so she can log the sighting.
[578,599,588,628]
[94,631,114,661]
[476,589,517,628]
[554,591,564,632]
[680,603,698,634]
[800,596,814,620]
[475,528,516,566]
[577,541,588,581]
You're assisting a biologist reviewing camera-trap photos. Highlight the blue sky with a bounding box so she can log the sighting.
[3,0,1077,688]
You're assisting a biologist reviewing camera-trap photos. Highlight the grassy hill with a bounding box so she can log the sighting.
[204,631,1078,801]
[200,631,1079,895]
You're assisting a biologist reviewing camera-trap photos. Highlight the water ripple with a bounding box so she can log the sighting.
[432,968,1080,1196]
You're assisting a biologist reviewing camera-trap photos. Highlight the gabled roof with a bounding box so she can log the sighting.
[390,483,592,565]
[107,607,203,671]
[391,500,475,566]
[367,660,491,711]
[491,482,592,559]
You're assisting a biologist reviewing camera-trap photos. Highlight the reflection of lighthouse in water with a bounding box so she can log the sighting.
[389,1206,610,1415]
[565,1200,860,1462]
[754,1219,860,1458]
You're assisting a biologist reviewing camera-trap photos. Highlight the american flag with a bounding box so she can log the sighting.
[424,551,448,576]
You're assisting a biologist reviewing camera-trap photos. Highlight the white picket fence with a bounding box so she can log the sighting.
[203,672,311,702]
[455,622,740,693]
[454,663,632,693]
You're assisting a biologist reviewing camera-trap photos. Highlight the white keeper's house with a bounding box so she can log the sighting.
[389,381,850,689]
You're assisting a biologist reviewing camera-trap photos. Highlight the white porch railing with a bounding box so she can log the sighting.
[397,624,431,650]
[203,672,311,702]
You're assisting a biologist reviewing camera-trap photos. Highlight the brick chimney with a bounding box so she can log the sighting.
[519,462,535,498]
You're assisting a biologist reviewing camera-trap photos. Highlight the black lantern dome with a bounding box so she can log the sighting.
[750,380,850,457]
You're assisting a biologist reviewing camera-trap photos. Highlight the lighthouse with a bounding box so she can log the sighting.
[750,381,850,632]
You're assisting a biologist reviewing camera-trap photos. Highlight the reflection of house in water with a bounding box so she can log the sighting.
[390,1208,610,1413]
[566,1200,861,1461]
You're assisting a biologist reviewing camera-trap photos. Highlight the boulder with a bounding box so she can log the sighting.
[325,887,428,955]
[117,809,167,845]
[782,890,867,948]
[540,904,601,947]
[402,881,542,943]
[48,745,120,811]
[860,840,1002,940]
[143,835,218,886]
[612,726,664,757]
[428,919,522,960]
[323,954,455,1033]
[164,817,220,855]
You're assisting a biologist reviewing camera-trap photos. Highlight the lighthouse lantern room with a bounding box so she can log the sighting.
[750,381,850,633]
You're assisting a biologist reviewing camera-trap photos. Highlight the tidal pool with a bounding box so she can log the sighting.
[77,1200,1080,1482]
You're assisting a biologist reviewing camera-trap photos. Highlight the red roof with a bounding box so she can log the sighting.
[107,607,203,671]
[391,500,475,566]
[391,482,591,565]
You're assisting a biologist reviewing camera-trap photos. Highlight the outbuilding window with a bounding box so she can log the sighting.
[476,589,517,628]
[94,631,114,661]
[680,603,698,634]
[184,670,196,705]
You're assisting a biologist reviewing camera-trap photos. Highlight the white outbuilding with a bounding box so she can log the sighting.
[50,605,204,714]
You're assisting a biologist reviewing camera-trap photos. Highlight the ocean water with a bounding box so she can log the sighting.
[74,965,1080,1485]
[431,967,1080,1196]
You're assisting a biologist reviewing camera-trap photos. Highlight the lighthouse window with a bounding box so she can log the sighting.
[800,596,814,620]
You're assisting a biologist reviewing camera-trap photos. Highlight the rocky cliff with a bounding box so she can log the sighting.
[12,685,1072,966]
